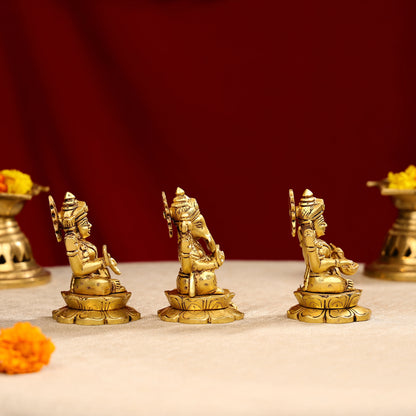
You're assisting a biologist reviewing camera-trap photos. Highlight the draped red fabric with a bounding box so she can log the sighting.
[0,0,415,266]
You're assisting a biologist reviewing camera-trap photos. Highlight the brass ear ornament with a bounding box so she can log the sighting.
[49,192,140,325]
[158,187,244,324]
[287,189,371,324]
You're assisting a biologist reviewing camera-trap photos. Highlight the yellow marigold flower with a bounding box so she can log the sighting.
[0,322,55,374]
[387,165,416,189]
[0,169,33,195]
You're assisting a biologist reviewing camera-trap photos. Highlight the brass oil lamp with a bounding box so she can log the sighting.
[365,181,416,281]
[0,185,50,288]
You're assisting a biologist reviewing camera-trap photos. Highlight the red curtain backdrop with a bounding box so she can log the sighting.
[0,0,415,266]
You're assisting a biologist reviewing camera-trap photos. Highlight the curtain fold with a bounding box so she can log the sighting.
[0,0,414,265]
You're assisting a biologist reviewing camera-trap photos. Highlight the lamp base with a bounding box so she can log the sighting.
[365,261,416,281]
[0,267,51,289]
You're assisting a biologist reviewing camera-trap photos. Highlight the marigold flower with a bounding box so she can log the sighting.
[387,165,416,189]
[0,169,33,195]
[0,322,55,374]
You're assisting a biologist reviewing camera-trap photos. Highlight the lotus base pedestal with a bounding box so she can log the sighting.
[158,289,244,324]
[287,289,371,324]
[52,291,141,325]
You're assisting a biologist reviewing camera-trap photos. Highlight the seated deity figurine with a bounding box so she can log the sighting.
[49,192,140,325]
[158,187,244,324]
[287,189,371,323]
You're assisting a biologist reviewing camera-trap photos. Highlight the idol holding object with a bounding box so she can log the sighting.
[49,192,140,325]
[287,189,371,323]
[158,187,243,324]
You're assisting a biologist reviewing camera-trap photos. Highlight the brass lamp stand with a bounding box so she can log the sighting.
[365,182,416,281]
[0,190,50,288]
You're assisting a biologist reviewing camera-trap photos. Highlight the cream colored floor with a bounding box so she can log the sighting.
[0,261,415,416]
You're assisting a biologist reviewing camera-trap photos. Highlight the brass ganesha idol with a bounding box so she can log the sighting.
[159,188,243,324]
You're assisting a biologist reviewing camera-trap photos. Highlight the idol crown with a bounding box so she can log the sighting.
[297,189,325,221]
[170,187,200,222]
[61,192,88,232]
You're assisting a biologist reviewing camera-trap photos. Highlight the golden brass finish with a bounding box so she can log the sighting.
[0,186,51,289]
[49,192,140,325]
[162,191,173,238]
[158,289,243,323]
[288,189,371,324]
[61,291,131,310]
[103,244,121,275]
[365,182,416,281]
[53,306,139,326]
[293,288,362,309]
[160,188,243,324]
[287,304,371,324]
[53,291,138,325]
[158,305,243,324]
[163,289,236,310]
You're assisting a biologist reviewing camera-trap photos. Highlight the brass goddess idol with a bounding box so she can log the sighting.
[158,187,244,324]
[287,189,371,323]
[49,192,140,325]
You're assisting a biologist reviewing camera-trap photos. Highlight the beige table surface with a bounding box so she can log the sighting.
[0,261,415,416]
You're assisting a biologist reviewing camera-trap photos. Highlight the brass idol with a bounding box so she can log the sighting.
[287,189,371,323]
[49,192,140,325]
[158,188,244,324]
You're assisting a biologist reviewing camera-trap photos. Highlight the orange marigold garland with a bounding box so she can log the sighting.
[0,322,55,374]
